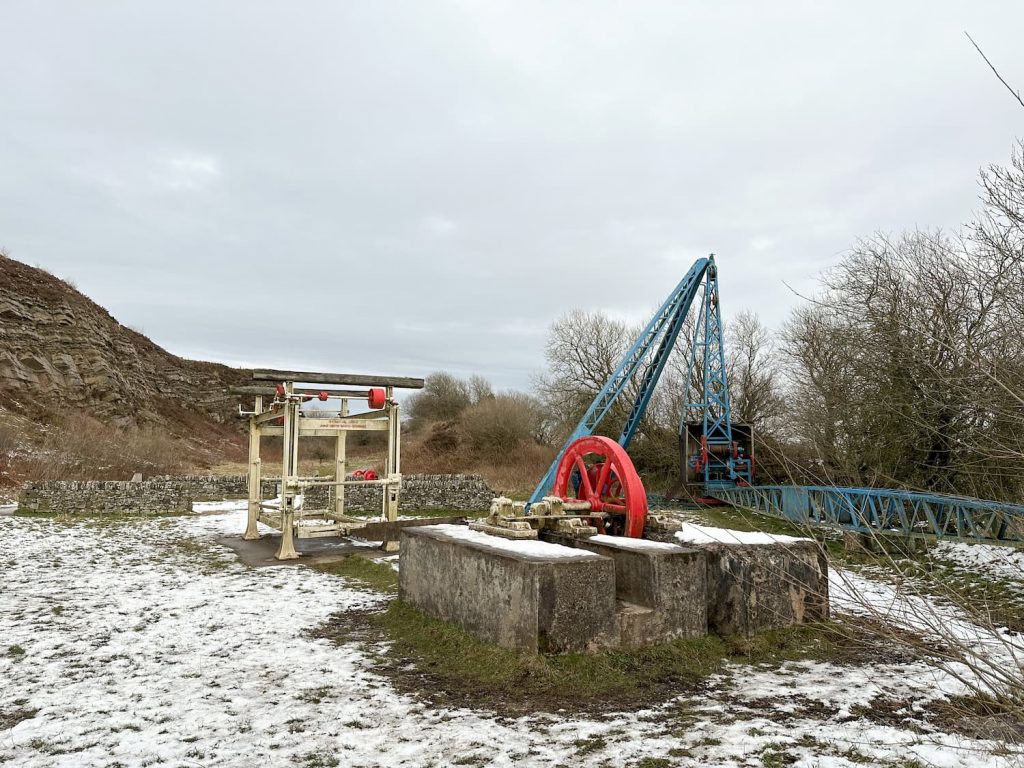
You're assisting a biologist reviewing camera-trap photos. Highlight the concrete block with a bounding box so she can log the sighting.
[399,524,618,653]
[699,540,829,636]
[644,524,830,636]
[541,532,707,645]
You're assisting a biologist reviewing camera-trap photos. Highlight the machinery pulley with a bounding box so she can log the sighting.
[551,435,648,537]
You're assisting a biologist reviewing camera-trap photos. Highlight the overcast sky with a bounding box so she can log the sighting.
[1,2,1021,392]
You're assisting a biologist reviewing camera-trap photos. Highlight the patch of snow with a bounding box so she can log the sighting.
[829,566,1024,698]
[192,499,248,514]
[262,493,304,510]
[932,540,1024,584]
[424,523,602,560]
[674,522,811,545]
[0,509,1017,767]
[590,534,683,551]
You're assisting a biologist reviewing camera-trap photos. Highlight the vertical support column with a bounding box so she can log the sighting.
[334,397,348,519]
[276,384,300,560]
[243,396,263,540]
[381,387,401,552]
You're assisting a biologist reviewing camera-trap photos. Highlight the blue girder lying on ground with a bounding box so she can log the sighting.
[710,484,1024,545]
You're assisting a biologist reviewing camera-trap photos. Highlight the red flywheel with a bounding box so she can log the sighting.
[551,435,648,538]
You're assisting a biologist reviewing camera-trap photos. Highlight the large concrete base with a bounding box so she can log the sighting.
[401,522,831,653]
[399,525,618,653]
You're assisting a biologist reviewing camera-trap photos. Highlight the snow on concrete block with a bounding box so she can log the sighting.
[399,524,618,653]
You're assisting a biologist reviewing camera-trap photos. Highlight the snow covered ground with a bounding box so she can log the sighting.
[1,508,1020,767]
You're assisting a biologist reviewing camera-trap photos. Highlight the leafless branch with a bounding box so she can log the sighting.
[966,31,1024,109]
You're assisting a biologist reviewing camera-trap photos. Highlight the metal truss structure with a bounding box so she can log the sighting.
[711,484,1024,545]
[238,369,424,559]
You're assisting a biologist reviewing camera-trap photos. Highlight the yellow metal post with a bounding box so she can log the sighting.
[276,387,300,560]
[381,388,401,552]
[243,396,263,540]
[334,397,348,519]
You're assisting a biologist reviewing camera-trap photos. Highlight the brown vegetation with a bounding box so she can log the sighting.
[401,374,554,496]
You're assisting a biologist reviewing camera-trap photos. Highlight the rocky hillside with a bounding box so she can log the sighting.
[0,253,251,442]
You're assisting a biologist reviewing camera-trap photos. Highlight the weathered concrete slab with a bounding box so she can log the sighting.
[217,515,462,566]
[217,534,381,567]
[399,524,618,653]
[660,525,829,636]
[541,531,707,646]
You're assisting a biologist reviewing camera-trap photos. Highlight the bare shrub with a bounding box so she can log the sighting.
[20,413,188,480]
[461,393,544,460]
[406,372,472,426]
[0,419,21,485]
[472,441,556,497]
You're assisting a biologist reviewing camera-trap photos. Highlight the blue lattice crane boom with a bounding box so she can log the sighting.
[528,256,711,507]
[681,259,753,490]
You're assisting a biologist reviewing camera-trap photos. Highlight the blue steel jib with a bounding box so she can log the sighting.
[528,257,711,505]
[710,485,1024,544]
[682,260,752,487]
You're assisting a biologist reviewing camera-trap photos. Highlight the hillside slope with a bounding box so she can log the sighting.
[0,253,250,443]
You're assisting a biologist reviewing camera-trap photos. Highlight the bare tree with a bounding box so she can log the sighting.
[406,372,472,426]
[726,310,786,436]
[468,374,495,405]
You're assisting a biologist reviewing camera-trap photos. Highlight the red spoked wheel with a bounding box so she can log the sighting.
[551,435,648,538]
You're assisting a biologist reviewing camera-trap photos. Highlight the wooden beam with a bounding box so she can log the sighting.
[252,369,425,389]
[230,385,373,398]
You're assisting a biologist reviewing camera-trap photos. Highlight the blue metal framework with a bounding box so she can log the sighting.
[711,484,1024,545]
[682,261,752,487]
[528,257,711,504]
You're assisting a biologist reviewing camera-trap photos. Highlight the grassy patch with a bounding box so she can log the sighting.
[572,736,607,757]
[377,599,723,702]
[6,645,25,658]
[314,598,855,716]
[309,556,398,593]
[0,706,38,731]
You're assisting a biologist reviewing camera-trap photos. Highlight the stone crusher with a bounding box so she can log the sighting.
[235,369,424,559]
[472,253,752,543]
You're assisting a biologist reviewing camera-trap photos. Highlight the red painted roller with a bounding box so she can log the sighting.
[362,469,378,481]
[551,435,647,537]
[368,387,386,409]
[318,391,329,402]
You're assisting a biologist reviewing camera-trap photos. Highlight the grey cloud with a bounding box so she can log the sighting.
[1,1,1021,390]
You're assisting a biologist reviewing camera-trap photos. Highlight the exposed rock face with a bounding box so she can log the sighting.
[0,253,250,435]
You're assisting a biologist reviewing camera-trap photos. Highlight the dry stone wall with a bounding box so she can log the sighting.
[18,474,496,515]
[18,480,193,515]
